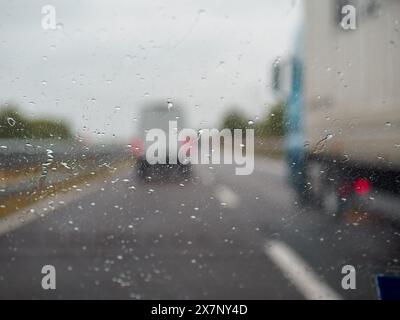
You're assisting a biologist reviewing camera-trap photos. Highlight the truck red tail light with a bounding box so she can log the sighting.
[353,178,371,195]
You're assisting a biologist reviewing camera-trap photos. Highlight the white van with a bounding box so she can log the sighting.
[132,101,192,181]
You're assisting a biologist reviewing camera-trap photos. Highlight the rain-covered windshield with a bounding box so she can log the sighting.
[0,0,399,301]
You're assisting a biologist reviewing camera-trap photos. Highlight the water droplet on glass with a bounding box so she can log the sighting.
[7,117,16,126]
[56,23,64,31]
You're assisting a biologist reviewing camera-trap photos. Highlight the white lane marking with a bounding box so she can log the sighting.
[264,240,342,300]
[0,166,132,236]
[0,180,102,236]
[214,185,240,209]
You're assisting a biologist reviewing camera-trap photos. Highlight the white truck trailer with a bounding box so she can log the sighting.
[274,0,400,217]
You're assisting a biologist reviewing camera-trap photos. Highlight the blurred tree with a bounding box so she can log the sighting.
[256,102,285,137]
[29,119,72,139]
[0,104,72,139]
[0,105,29,138]
[221,110,249,133]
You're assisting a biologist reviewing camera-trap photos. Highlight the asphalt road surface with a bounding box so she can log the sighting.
[0,156,399,299]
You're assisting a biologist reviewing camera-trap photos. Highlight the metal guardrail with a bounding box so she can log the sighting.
[0,139,129,169]
[0,139,131,199]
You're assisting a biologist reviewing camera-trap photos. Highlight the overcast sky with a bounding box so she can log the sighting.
[0,0,301,142]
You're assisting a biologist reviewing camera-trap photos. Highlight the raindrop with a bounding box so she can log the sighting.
[7,117,16,126]
[341,155,350,163]
[56,22,64,30]
[60,162,71,169]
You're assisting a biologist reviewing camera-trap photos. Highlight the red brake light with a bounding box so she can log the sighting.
[353,178,371,195]
[131,138,144,158]
[180,136,193,156]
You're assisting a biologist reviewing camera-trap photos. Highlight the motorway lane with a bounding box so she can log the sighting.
[215,160,400,299]
[0,156,399,299]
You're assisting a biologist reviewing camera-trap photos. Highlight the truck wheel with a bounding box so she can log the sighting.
[303,160,325,206]
[304,160,346,217]
[180,164,192,179]
[135,159,148,181]
[320,183,342,217]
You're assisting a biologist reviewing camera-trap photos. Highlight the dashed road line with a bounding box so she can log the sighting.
[214,185,240,209]
[264,239,342,300]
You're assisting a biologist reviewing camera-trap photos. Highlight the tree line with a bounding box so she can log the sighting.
[221,102,285,137]
[0,104,72,139]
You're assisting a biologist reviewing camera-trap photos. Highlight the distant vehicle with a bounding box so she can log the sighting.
[131,101,192,181]
[273,0,400,219]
